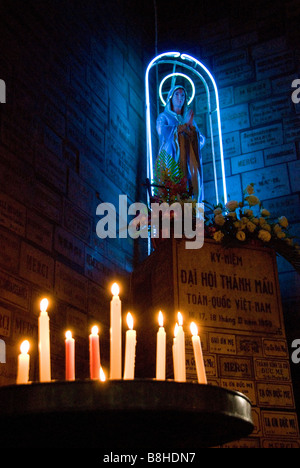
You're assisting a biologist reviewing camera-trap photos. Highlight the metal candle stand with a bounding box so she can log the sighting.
[0,379,253,448]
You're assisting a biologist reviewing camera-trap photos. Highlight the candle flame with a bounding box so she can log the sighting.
[190,322,198,336]
[40,298,49,313]
[65,330,72,340]
[174,323,179,337]
[127,312,133,330]
[20,340,30,354]
[91,325,99,335]
[99,367,106,381]
[158,311,163,327]
[111,282,120,296]
[177,312,183,326]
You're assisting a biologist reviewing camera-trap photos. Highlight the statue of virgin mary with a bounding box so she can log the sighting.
[156,85,205,203]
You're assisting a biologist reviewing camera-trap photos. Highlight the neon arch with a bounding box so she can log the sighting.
[145,51,228,207]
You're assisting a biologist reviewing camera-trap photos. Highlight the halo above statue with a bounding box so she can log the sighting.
[159,72,195,106]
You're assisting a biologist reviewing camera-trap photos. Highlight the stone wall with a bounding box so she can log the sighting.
[187,0,300,415]
[0,0,147,383]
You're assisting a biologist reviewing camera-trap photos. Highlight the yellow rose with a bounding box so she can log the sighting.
[245,184,254,194]
[246,195,260,206]
[277,231,286,239]
[227,211,237,219]
[213,231,224,242]
[261,223,271,232]
[213,207,223,215]
[261,208,270,217]
[234,221,241,229]
[214,214,225,226]
[225,200,238,211]
[278,216,288,228]
[273,224,282,234]
[241,216,249,224]
[252,218,259,225]
[259,217,266,226]
[243,209,253,217]
[236,230,246,241]
[258,229,271,242]
[246,221,256,233]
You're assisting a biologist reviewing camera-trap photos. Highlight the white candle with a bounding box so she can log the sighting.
[38,298,51,382]
[89,325,101,379]
[110,283,122,379]
[172,323,178,381]
[190,322,207,384]
[17,340,30,384]
[123,312,136,380]
[65,330,75,381]
[175,312,186,382]
[156,311,166,380]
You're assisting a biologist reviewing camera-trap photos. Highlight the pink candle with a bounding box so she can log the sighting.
[89,325,101,379]
[65,330,75,381]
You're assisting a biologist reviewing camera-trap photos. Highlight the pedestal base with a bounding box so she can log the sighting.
[0,379,253,448]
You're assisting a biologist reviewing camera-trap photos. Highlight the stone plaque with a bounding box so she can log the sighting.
[231,151,264,175]
[261,194,300,223]
[68,170,95,214]
[255,51,295,80]
[261,411,299,438]
[109,103,136,154]
[105,131,137,200]
[176,241,283,334]
[288,159,300,193]
[250,96,291,126]
[63,200,92,243]
[54,226,85,267]
[213,48,248,72]
[234,79,271,104]
[0,191,26,236]
[0,304,12,337]
[215,63,254,87]
[54,261,87,311]
[0,269,30,310]
[257,383,294,408]
[35,145,67,194]
[241,164,290,200]
[219,103,250,134]
[264,143,297,166]
[0,226,20,273]
[222,131,241,158]
[19,242,54,290]
[33,183,62,224]
[241,123,283,153]
[26,211,53,252]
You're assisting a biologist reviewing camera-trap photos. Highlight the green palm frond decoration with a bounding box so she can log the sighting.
[153,150,184,186]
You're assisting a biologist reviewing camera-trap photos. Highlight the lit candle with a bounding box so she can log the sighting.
[65,330,75,381]
[175,312,186,382]
[190,322,207,384]
[17,340,30,384]
[123,312,136,380]
[156,311,166,380]
[89,325,101,380]
[172,323,178,381]
[38,298,51,382]
[110,283,122,379]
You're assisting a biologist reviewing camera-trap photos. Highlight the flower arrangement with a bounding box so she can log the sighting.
[148,151,299,271]
[203,183,300,272]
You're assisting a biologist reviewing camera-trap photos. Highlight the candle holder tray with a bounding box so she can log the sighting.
[0,379,253,448]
